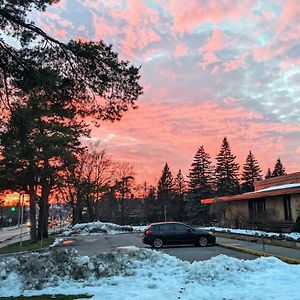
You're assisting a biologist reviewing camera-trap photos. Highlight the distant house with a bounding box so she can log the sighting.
[201,172,300,232]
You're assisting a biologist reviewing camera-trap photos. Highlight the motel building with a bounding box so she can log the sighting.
[201,172,300,233]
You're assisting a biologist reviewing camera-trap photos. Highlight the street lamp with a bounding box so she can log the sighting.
[19,191,25,248]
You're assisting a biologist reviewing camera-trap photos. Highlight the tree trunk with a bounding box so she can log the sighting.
[38,183,50,240]
[86,197,95,222]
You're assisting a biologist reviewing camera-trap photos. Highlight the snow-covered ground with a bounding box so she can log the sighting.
[0,247,299,299]
[62,221,147,236]
[199,226,300,241]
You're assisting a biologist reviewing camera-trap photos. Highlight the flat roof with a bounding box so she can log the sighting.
[201,184,300,204]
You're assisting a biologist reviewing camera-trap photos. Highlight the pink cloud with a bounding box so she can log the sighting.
[90,1,161,57]
[53,29,67,39]
[175,43,188,57]
[224,53,248,72]
[199,28,225,53]
[167,0,255,34]
[277,0,300,38]
[253,44,273,61]
[198,51,220,69]
[92,14,119,40]
[122,27,161,57]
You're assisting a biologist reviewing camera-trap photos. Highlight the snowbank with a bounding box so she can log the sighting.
[200,226,300,241]
[0,248,300,299]
[62,221,146,236]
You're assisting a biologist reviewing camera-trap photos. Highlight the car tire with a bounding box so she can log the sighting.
[152,238,163,249]
[198,236,208,247]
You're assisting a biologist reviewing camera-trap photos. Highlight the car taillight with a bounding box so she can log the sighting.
[145,229,152,236]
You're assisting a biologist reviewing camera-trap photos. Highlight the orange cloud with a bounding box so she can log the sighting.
[91,100,300,184]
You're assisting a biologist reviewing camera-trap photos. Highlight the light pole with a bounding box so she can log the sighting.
[19,191,25,248]
[17,192,21,227]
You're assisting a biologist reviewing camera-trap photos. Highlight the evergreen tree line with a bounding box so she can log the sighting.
[142,137,287,224]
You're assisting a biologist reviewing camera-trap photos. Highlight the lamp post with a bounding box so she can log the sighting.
[19,191,25,248]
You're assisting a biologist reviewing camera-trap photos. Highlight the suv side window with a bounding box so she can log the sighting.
[174,224,189,232]
[161,224,173,232]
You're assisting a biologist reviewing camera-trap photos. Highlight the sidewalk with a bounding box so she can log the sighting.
[218,237,300,264]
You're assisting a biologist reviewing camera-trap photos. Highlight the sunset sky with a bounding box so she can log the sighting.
[31,0,300,185]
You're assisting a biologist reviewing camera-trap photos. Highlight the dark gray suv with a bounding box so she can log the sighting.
[143,222,216,248]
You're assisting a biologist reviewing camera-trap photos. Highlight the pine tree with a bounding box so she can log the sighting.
[143,186,158,223]
[174,169,186,198]
[0,1,142,241]
[173,169,187,221]
[157,163,174,221]
[272,158,287,177]
[241,151,263,192]
[215,137,240,196]
[265,168,272,179]
[186,146,214,224]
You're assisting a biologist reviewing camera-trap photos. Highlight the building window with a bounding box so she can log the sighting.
[283,195,292,220]
[248,198,266,220]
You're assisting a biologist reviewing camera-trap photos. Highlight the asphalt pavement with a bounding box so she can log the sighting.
[59,233,300,263]
[1,228,299,264]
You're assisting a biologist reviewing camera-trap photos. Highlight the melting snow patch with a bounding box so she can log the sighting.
[62,221,146,236]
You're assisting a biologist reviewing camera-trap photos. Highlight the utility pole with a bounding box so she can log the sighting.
[19,191,25,248]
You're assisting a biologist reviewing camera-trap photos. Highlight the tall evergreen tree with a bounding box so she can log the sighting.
[0,1,142,241]
[272,158,286,177]
[143,186,159,223]
[186,146,214,224]
[241,151,263,192]
[157,163,173,221]
[215,137,240,196]
[265,168,272,179]
[173,169,187,221]
[174,170,186,198]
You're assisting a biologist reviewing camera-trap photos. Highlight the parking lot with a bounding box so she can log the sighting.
[60,232,256,262]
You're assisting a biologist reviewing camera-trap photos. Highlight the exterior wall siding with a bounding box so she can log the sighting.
[291,193,300,222]
[224,200,249,228]
[265,196,284,221]
[221,193,300,231]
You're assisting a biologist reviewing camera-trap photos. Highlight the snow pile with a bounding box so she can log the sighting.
[63,221,137,236]
[49,238,65,248]
[200,226,300,241]
[1,248,300,299]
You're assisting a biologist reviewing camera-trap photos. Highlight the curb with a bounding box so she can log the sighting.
[217,243,300,265]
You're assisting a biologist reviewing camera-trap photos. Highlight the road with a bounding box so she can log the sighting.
[60,233,256,262]
[0,225,30,242]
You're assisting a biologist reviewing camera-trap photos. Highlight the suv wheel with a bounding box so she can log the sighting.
[152,238,163,249]
[198,236,208,247]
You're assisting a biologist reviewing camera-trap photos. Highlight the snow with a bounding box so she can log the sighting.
[0,247,300,299]
[253,183,300,193]
[62,221,147,236]
[200,226,300,241]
